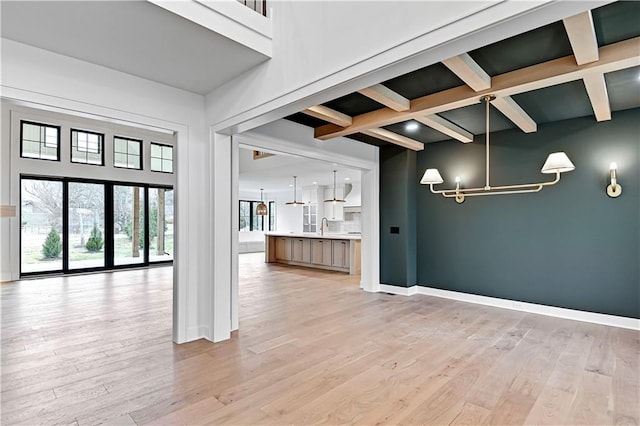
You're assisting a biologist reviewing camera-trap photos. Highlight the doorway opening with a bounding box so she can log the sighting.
[228,120,381,331]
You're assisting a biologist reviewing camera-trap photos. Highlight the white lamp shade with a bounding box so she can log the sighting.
[420,168,444,184]
[541,152,575,174]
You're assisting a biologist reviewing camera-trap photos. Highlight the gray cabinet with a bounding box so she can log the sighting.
[332,240,349,268]
[269,235,353,273]
[275,237,292,261]
[292,238,311,263]
[311,239,332,266]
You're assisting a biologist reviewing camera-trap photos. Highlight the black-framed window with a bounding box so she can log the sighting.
[20,175,173,277]
[150,142,173,173]
[20,121,60,161]
[239,200,264,231]
[269,201,275,231]
[71,129,104,165]
[253,204,264,231]
[114,136,142,170]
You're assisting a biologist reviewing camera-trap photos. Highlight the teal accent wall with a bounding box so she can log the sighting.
[380,146,417,287]
[380,108,639,318]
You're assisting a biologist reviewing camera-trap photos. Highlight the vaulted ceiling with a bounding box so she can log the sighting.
[286,1,640,151]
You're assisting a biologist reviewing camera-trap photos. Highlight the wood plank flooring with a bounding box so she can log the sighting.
[1,253,638,425]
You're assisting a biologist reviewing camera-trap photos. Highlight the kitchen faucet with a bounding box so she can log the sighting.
[320,217,328,236]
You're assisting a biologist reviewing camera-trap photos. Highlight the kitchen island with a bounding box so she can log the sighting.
[265,232,361,275]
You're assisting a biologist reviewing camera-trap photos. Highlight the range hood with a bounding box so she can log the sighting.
[344,183,361,208]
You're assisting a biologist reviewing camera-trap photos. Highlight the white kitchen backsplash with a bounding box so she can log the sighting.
[327,211,361,233]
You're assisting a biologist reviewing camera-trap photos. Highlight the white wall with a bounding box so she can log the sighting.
[0,39,208,343]
[270,189,303,234]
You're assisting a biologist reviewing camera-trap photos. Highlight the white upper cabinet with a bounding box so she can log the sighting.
[323,187,344,221]
[302,188,318,204]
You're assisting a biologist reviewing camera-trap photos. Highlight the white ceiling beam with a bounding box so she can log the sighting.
[491,96,537,133]
[415,115,474,143]
[563,11,599,65]
[315,37,639,140]
[361,128,424,151]
[442,53,491,91]
[358,84,410,111]
[303,105,352,127]
[583,73,611,121]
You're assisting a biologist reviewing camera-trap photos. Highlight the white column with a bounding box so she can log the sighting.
[210,130,232,342]
[231,137,240,331]
[360,157,381,293]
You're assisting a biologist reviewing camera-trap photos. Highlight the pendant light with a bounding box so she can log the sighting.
[285,176,304,206]
[420,95,575,203]
[256,189,268,216]
[324,170,346,204]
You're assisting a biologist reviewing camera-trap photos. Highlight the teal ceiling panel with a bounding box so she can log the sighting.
[382,63,464,100]
[592,1,640,46]
[512,81,593,124]
[606,66,640,112]
[468,22,573,76]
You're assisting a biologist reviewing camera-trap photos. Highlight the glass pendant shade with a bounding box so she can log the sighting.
[256,189,268,216]
[541,152,575,174]
[420,168,444,184]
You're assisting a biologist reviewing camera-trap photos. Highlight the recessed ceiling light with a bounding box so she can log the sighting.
[344,177,350,181]
[312,181,318,185]
[406,121,419,132]
[289,184,293,187]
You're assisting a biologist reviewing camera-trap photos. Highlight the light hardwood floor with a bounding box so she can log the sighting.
[1,253,638,425]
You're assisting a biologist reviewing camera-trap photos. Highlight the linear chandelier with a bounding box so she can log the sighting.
[420,95,575,204]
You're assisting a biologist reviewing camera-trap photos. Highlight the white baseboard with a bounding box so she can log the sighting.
[379,284,639,331]
[380,284,417,296]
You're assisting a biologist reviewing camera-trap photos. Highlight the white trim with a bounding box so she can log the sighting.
[379,285,639,331]
[360,162,380,293]
[234,132,376,171]
[231,136,240,332]
[211,131,232,343]
[379,284,417,296]
[149,0,272,57]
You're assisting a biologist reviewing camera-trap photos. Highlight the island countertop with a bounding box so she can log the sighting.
[264,232,361,240]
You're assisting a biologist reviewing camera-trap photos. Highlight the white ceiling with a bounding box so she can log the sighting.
[238,147,361,193]
[0,1,269,95]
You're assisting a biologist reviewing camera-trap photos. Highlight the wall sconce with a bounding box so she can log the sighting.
[607,162,622,198]
[454,177,464,204]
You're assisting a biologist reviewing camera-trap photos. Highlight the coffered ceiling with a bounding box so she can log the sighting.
[286,1,640,151]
